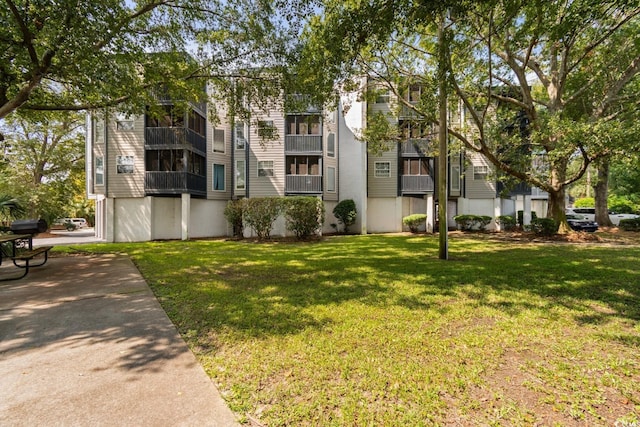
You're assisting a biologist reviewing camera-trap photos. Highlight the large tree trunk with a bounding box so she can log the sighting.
[547,161,572,234]
[594,160,613,227]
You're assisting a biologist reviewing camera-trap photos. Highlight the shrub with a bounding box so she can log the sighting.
[403,214,427,233]
[574,197,595,208]
[619,218,640,231]
[531,217,558,236]
[333,199,357,233]
[495,215,517,231]
[283,197,325,239]
[243,197,283,239]
[224,199,245,237]
[453,214,492,231]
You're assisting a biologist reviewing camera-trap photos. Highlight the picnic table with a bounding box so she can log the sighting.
[0,233,53,281]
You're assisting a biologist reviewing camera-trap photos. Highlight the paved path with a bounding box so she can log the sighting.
[0,254,240,426]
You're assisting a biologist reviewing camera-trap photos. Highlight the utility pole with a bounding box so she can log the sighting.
[438,15,449,260]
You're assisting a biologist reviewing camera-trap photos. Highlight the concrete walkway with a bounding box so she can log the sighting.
[0,254,240,426]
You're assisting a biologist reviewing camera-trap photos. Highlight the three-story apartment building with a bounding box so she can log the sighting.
[86,80,543,242]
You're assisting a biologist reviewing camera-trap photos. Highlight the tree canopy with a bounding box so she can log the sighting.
[298,0,640,231]
[0,0,307,121]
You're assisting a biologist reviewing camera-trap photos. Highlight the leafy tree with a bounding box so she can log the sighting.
[299,0,640,233]
[0,111,86,222]
[0,0,306,125]
[0,194,25,226]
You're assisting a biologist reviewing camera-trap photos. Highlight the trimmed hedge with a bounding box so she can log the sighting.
[333,199,357,233]
[403,214,427,233]
[619,218,640,231]
[453,214,492,231]
[531,217,558,236]
[243,197,283,240]
[224,199,245,237]
[495,215,517,231]
[283,197,325,239]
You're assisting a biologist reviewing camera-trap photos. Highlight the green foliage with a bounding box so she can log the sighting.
[607,195,638,214]
[0,195,25,224]
[283,197,325,239]
[574,197,595,208]
[332,199,357,233]
[495,215,517,231]
[453,214,492,231]
[0,0,302,120]
[224,200,246,237]
[402,214,427,233]
[242,197,283,240]
[0,112,88,222]
[531,218,559,236]
[619,218,640,231]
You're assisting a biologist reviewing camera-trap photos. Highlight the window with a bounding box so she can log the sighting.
[188,111,206,136]
[287,156,320,175]
[116,120,134,131]
[327,167,336,192]
[213,129,225,153]
[327,133,335,157]
[473,165,489,180]
[94,119,104,144]
[258,120,276,139]
[285,115,321,135]
[146,149,186,172]
[145,105,184,128]
[235,160,246,190]
[450,165,461,191]
[258,160,274,177]
[95,157,104,185]
[375,90,390,104]
[374,161,391,178]
[213,164,225,191]
[408,84,421,103]
[235,122,246,149]
[403,158,430,175]
[116,155,134,174]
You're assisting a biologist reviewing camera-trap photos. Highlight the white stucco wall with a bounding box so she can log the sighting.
[367,198,403,233]
[151,197,181,240]
[338,89,368,234]
[114,197,152,242]
[190,199,229,238]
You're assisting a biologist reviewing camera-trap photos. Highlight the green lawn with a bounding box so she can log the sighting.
[71,234,640,426]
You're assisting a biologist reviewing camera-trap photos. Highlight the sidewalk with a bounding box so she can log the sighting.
[0,254,240,426]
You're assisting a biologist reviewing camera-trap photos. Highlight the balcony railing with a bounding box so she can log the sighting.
[285,135,323,153]
[145,171,207,196]
[286,175,322,193]
[400,139,434,156]
[145,128,206,153]
[401,175,435,194]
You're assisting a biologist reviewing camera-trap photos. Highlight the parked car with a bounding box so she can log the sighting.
[52,218,89,231]
[566,214,599,232]
[608,212,640,226]
[567,207,639,226]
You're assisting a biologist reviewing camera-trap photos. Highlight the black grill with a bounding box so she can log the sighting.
[10,219,48,235]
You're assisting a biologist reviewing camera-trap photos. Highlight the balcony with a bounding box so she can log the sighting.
[400,139,434,156]
[286,175,322,194]
[401,175,434,194]
[145,171,207,196]
[285,135,323,154]
[145,128,206,154]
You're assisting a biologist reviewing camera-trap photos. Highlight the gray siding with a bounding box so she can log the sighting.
[368,148,398,198]
[465,152,496,199]
[106,114,145,198]
[248,112,286,198]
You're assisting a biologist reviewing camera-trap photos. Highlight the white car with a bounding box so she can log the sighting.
[609,212,640,226]
[53,218,89,230]
[567,208,639,226]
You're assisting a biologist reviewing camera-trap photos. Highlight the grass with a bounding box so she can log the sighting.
[67,234,640,426]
